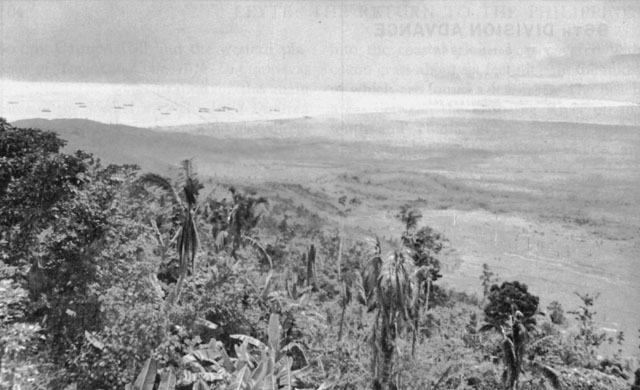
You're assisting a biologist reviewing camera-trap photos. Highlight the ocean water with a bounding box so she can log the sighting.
[2,79,636,128]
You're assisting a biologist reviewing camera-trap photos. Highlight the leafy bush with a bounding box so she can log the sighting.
[483,281,539,327]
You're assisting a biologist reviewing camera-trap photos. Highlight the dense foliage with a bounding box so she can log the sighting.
[1,118,636,390]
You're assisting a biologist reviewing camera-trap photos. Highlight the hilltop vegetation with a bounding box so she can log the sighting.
[1,117,638,389]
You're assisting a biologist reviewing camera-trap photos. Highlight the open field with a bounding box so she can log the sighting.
[14,112,640,355]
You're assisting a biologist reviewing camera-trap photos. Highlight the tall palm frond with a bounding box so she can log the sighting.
[180,159,203,207]
[354,272,368,307]
[242,235,273,268]
[498,312,530,390]
[362,236,382,312]
[139,159,204,307]
[530,362,562,389]
[138,173,183,211]
[369,240,417,390]
[226,188,269,259]
[502,335,518,390]
[378,249,415,323]
[177,209,200,274]
[304,244,318,291]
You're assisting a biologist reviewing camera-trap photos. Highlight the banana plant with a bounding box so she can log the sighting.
[125,358,176,390]
[127,315,337,390]
[229,313,308,390]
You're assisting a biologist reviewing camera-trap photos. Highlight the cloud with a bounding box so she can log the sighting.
[1,0,638,96]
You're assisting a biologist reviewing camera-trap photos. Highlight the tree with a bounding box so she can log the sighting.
[1,118,80,266]
[547,301,566,326]
[396,204,422,235]
[567,292,611,367]
[138,159,203,305]
[480,263,497,302]
[632,368,640,390]
[363,237,417,390]
[1,119,147,382]
[481,281,542,390]
[398,212,446,357]
[223,187,271,266]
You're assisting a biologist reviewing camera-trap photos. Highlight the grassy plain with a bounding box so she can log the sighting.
[14,110,640,354]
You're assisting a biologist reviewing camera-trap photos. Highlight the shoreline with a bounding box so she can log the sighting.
[2,79,636,128]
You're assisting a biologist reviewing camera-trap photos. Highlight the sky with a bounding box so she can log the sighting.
[1,0,639,100]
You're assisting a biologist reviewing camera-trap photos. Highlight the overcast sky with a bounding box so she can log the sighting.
[1,0,639,99]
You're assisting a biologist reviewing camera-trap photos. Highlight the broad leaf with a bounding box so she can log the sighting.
[133,358,157,390]
[229,365,251,390]
[478,323,496,332]
[180,371,225,387]
[195,318,218,330]
[84,330,104,350]
[158,371,176,390]
[192,379,210,390]
[317,370,340,390]
[182,348,222,365]
[276,356,293,390]
[233,338,257,368]
[219,347,235,372]
[267,314,280,354]
[231,334,267,350]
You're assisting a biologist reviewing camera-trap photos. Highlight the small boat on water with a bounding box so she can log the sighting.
[41,109,51,113]
[8,101,19,104]
[123,103,134,107]
[214,106,238,112]
[161,112,171,116]
[199,107,210,113]
[114,106,124,109]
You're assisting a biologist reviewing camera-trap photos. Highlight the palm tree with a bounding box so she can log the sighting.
[363,237,417,390]
[400,223,445,357]
[480,282,549,390]
[336,235,350,342]
[411,264,435,357]
[224,187,271,266]
[396,204,422,236]
[139,159,203,305]
[501,311,527,390]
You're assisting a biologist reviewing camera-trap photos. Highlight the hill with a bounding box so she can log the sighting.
[13,115,640,356]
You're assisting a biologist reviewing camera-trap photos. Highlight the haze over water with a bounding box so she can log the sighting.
[2,79,637,128]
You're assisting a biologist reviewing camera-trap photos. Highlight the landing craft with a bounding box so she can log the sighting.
[215,106,238,112]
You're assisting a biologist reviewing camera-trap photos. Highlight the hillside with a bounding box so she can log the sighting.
[3,116,639,390]
[14,116,640,357]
